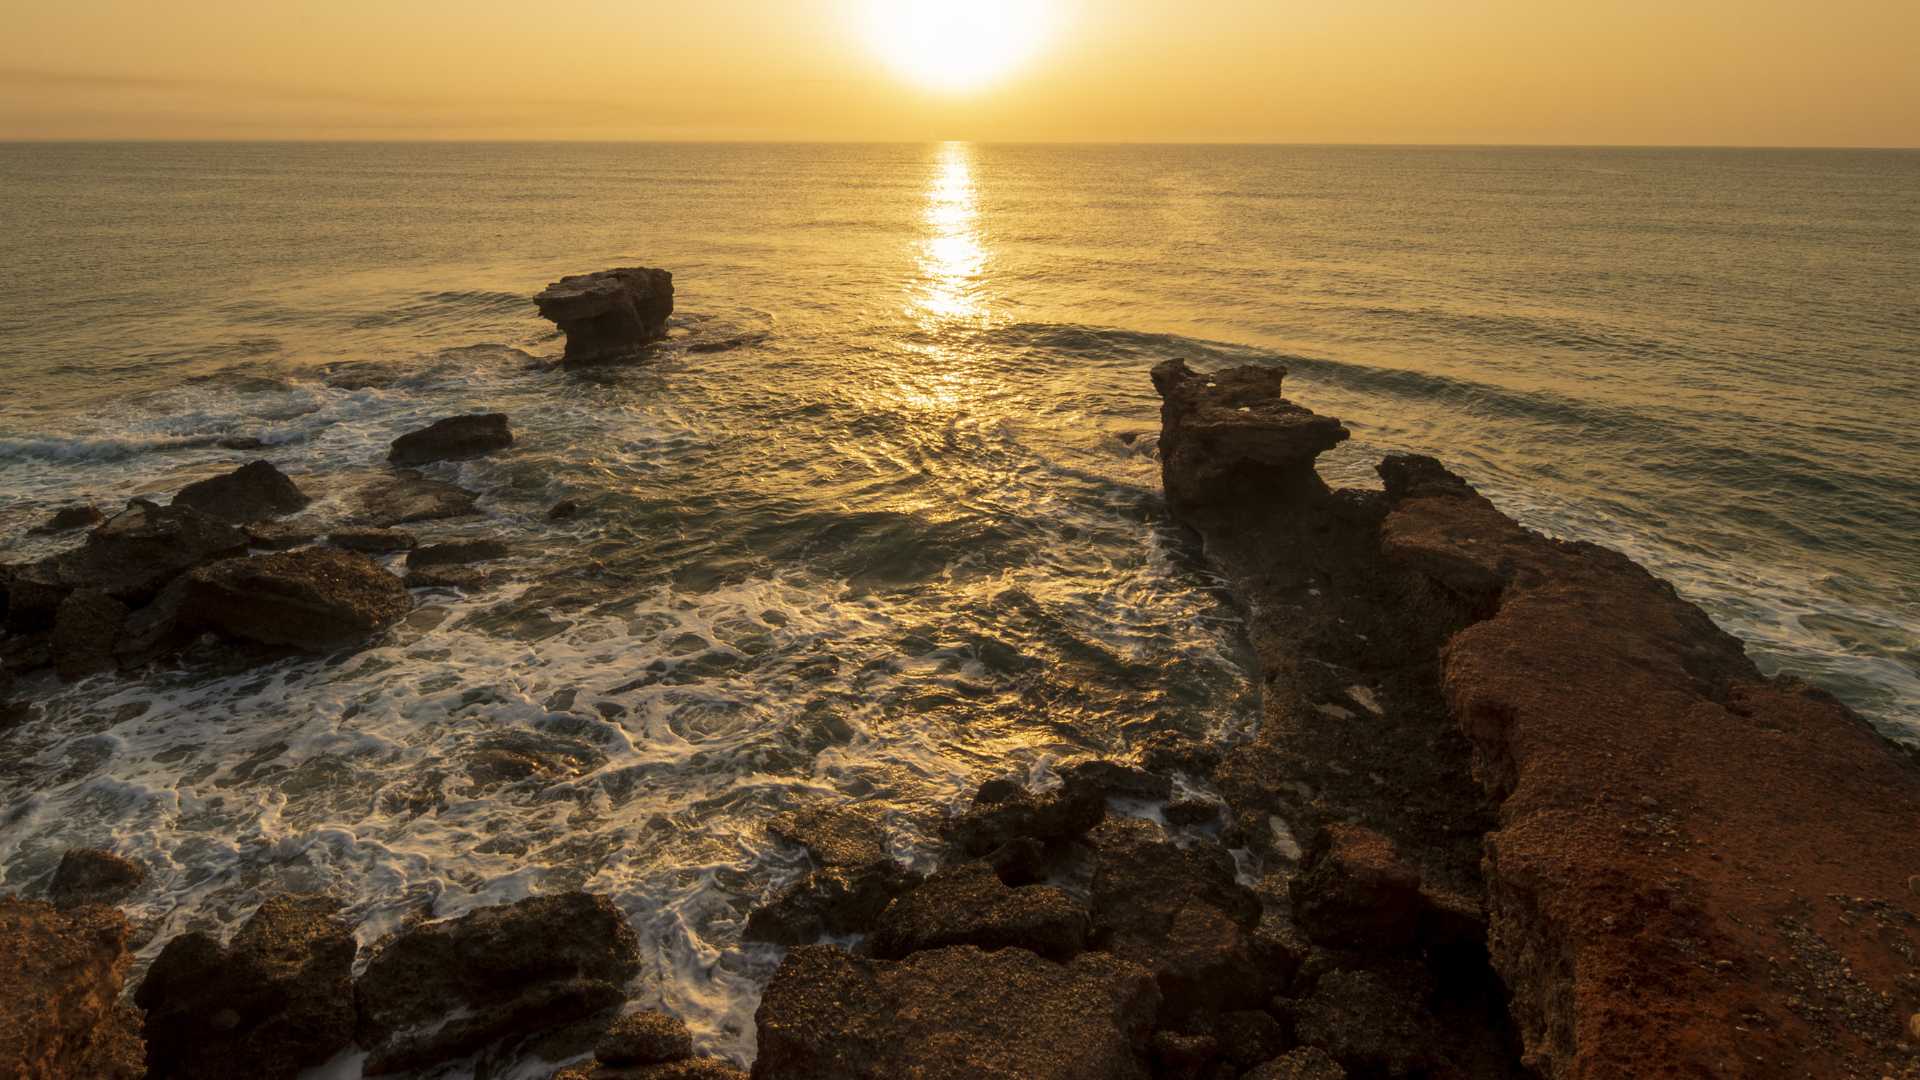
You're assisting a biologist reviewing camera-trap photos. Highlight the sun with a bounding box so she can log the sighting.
[862,0,1059,93]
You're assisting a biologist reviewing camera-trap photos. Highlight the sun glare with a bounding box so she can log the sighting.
[863,0,1058,93]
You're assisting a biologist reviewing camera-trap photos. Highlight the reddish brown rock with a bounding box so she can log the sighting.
[0,898,144,1079]
[1378,453,1920,1079]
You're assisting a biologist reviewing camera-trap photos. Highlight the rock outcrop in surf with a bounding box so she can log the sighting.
[536,267,674,364]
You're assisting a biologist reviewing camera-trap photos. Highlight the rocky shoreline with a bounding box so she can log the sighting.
[4,283,1917,1077]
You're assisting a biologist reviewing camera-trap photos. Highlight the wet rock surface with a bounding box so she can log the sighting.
[536,267,675,364]
[0,898,144,1079]
[944,775,1105,856]
[9,500,248,627]
[185,546,411,651]
[30,504,104,534]
[136,894,356,1080]
[595,1009,694,1066]
[387,412,514,465]
[769,802,888,868]
[752,944,1159,1080]
[743,859,921,945]
[871,861,1088,962]
[356,891,642,1074]
[171,459,311,523]
[407,537,511,568]
[352,473,480,525]
[51,587,127,680]
[328,526,416,553]
[47,848,147,910]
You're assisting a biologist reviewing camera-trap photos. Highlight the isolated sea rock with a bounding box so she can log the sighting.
[135,895,356,1080]
[1150,358,1349,511]
[29,504,105,534]
[353,474,480,526]
[47,848,148,910]
[536,267,674,364]
[184,546,411,651]
[7,500,248,629]
[0,898,145,1079]
[751,944,1159,1080]
[171,460,311,523]
[871,861,1088,962]
[355,892,642,1074]
[388,413,514,465]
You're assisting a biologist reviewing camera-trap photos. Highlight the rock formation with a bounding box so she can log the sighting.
[1152,360,1920,1078]
[0,898,145,1079]
[387,413,514,466]
[136,895,356,1080]
[46,849,147,911]
[535,267,674,364]
[170,460,311,523]
[184,546,411,651]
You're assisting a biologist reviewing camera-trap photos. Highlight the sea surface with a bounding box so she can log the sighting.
[0,142,1915,1072]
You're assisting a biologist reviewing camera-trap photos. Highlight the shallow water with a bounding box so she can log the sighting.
[0,142,1915,1070]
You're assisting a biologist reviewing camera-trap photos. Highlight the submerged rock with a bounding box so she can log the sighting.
[743,859,922,945]
[135,895,356,1080]
[871,861,1088,962]
[536,267,674,364]
[355,892,642,1074]
[47,848,147,910]
[171,460,311,523]
[29,504,105,534]
[328,527,416,554]
[407,538,511,568]
[751,944,1159,1080]
[388,413,514,466]
[352,474,480,526]
[0,898,144,1080]
[184,546,411,651]
[945,777,1105,856]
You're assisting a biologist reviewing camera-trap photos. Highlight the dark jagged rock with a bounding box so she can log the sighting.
[536,268,675,364]
[407,538,511,569]
[769,803,888,868]
[871,861,1088,962]
[1058,759,1172,802]
[1163,797,1220,827]
[751,944,1159,1080]
[352,474,480,526]
[112,576,198,668]
[185,546,410,652]
[1284,968,1437,1077]
[1148,1030,1219,1080]
[742,859,921,945]
[595,1009,693,1066]
[985,836,1049,886]
[1150,358,1349,511]
[1136,732,1222,777]
[52,587,127,680]
[47,848,147,910]
[30,504,104,534]
[171,460,311,523]
[945,777,1105,856]
[387,412,514,466]
[1289,823,1424,951]
[135,894,355,1080]
[328,527,416,553]
[356,892,642,1074]
[1214,1009,1289,1070]
[0,898,145,1080]
[7,500,248,629]
[1244,1047,1346,1080]
[1087,819,1269,1020]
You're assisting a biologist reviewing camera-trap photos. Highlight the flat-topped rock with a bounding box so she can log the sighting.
[171,460,311,523]
[388,413,513,466]
[871,861,1089,962]
[184,546,410,651]
[1150,359,1349,509]
[535,267,674,364]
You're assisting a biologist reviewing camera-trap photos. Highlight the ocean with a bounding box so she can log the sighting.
[0,141,1915,1070]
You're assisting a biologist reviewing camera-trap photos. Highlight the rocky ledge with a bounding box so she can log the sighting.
[1149,357,1920,1078]
[536,267,675,364]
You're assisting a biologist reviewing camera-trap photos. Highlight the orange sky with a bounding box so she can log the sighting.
[2,0,1915,146]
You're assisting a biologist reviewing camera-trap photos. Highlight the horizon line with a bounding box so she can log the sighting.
[2,137,1917,152]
